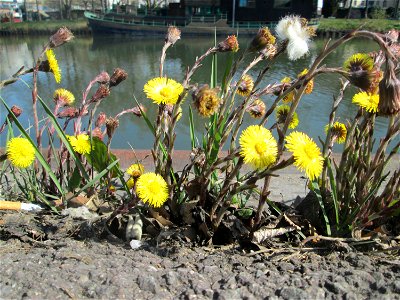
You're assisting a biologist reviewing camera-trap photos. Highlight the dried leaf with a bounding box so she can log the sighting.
[252,226,298,243]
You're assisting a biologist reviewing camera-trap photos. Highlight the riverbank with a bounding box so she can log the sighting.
[0,17,399,37]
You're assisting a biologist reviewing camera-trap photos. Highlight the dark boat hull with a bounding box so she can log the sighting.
[85,11,257,37]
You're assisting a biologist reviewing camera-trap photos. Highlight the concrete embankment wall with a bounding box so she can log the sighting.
[0,27,91,36]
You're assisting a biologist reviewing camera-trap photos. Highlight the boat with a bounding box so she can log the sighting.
[85,11,314,37]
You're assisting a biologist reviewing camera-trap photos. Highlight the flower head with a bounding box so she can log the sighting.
[57,107,79,119]
[94,71,110,84]
[144,77,184,105]
[239,125,278,170]
[6,105,22,123]
[297,68,314,94]
[237,74,254,97]
[343,53,375,91]
[275,16,312,60]
[325,122,347,144]
[90,85,110,103]
[67,134,92,154]
[49,27,74,48]
[217,35,239,52]
[192,85,221,117]
[6,137,35,168]
[285,131,323,181]
[378,59,400,115]
[109,68,128,87]
[126,163,144,178]
[165,26,181,45]
[247,99,266,118]
[126,177,135,189]
[352,92,379,113]
[54,88,75,106]
[105,117,119,140]
[276,105,299,129]
[46,49,61,83]
[136,172,169,208]
[249,27,276,52]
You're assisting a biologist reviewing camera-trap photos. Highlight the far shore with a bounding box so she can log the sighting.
[1,18,399,37]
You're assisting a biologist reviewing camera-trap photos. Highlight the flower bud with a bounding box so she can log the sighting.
[105,117,119,140]
[217,35,239,52]
[109,68,128,87]
[57,107,79,119]
[95,112,107,127]
[10,105,22,119]
[49,27,74,48]
[91,85,110,103]
[94,71,110,84]
[92,127,104,140]
[378,59,400,116]
[165,26,181,45]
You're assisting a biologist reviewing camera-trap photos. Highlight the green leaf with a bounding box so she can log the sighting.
[85,137,120,177]
[310,180,332,236]
[189,106,196,149]
[326,159,339,229]
[237,208,253,219]
[68,166,82,191]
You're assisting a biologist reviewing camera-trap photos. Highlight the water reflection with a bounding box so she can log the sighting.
[0,35,397,151]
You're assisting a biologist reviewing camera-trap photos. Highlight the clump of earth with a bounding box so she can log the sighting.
[1,210,399,299]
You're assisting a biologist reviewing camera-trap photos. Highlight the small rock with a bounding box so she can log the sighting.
[279,287,309,300]
[129,240,142,249]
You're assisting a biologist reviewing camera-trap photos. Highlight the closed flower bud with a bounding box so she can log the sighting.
[249,27,276,52]
[131,105,145,117]
[105,117,119,139]
[95,71,110,84]
[95,112,107,127]
[378,59,400,116]
[109,68,128,87]
[217,35,239,52]
[165,26,181,45]
[49,27,74,48]
[92,127,104,140]
[57,107,79,119]
[91,85,110,103]
[10,105,22,119]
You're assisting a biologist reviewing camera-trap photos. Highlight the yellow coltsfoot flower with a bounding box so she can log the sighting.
[325,122,347,144]
[136,172,169,208]
[54,88,75,106]
[6,137,36,168]
[126,163,144,179]
[46,49,61,83]
[144,77,184,105]
[352,92,379,113]
[276,105,299,129]
[285,131,323,181]
[239,125,278,170]
[67,134,92,155]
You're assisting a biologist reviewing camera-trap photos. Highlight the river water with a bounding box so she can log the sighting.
[0,35,395,151]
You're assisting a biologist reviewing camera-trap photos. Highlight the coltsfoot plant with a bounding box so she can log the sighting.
[0,19,399,244]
